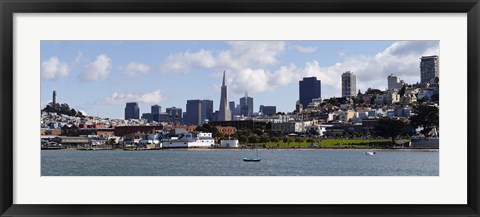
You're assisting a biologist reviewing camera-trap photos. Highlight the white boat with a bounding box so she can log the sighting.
[365,151,376,156]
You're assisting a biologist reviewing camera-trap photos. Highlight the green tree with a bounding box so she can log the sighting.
[410,104,439,135]
[248,135,259,144]
[238,135,248,144]
[294,137,304,143]
[375,118,406,145]
[259,135,270,143]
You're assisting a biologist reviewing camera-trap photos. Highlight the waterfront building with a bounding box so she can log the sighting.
[388,74,404,90]
[299,77,321,108]
[239,92,254,117]
[420,55,439,84]
[342,71,356,98]
[163,132,214,148]
[124,102,140,120]
[216,126,237,135]
[217,71,232,121]
[220,140,239,148]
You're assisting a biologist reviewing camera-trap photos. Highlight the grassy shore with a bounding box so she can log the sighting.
[255,139,406,149]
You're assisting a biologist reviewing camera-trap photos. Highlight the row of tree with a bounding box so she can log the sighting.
[42,102,84,117]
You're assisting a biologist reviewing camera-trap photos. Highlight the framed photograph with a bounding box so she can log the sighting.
[1,0,479,216]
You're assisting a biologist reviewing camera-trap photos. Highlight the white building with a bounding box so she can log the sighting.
[306,124,333,137]
[220,140,239,148]
[163,132,214,148]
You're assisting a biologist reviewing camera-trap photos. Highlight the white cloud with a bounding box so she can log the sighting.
[120,62,151,77]
[98,89,166,105]
[160,50,216,73]
[160,41,285,73]
[41,57,69,80]
[160,41,438,98]
[79,54,112,81]
[291,45,317,53]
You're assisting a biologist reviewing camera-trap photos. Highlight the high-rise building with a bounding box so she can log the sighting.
[201,99,214,123]
[217,71,232,121]
[229,101,235,112]
[166,107,182,125]
[185,100,203,125]
[387,74,404,90]
[299,77,321,108]
[262,106,276,116]
[124,102,140,120]
[239,92,254,117]
[151,105,161,114]
[342,71,356,97]
[420,55,439,84]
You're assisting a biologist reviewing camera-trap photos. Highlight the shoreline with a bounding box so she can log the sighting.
[53,147,439,152]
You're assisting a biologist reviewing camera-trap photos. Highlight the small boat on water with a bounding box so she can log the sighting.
[365,151,376,156]
[243,149,261,162]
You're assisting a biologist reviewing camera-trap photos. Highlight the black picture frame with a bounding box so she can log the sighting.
[1,0,479,216]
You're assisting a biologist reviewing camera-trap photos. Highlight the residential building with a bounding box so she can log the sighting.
[420,55,439,84]
[342,71,356,97]
[388,74,404,90]
[124,102,140,120]
[299,77,321,108]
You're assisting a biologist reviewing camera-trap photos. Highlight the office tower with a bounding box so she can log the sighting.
[151,105,161,114]
[217,71,232,121]
[420,55,439,84]
[239,91,254,117]
[229,101,235,113]
[201,99,214,123]
[342,71,357,97]
[52,90,57,111]
[262,106,276,116]
[124,102,140,120]
[299,77,321,108]
[166,107,183,120]
[185,100,203,125]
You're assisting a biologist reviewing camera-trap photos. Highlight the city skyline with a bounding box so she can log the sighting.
[41,40,439,119]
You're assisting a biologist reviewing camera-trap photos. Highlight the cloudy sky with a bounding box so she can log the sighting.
[41,40,439,119]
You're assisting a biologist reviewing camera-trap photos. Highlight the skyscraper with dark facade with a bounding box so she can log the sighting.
[166,107,182,125]
[185,100,203,125]
[201,99,214,123]
[420,55,439,84]
[124,102,140,120]
[262,106,276,116]
[151,105,161,114]
[299,77,321,108]
[239,92,254,117]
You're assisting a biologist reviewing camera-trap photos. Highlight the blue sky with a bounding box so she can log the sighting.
[41,40,439,119]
